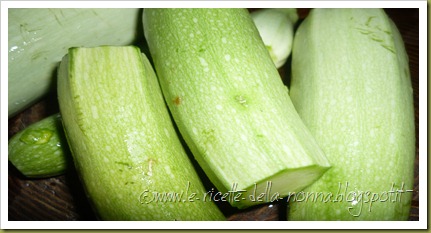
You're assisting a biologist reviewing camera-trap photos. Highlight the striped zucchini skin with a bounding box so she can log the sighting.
[288,9,415,220]
[143,9,330,208]
[8,9,140,117]
[58,46,224,220]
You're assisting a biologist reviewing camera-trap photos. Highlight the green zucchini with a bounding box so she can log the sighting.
[57,46,224,220]
[8,8,140,117]
[288,9,415,220]
[8,113,70,178]
[143,8,330,209]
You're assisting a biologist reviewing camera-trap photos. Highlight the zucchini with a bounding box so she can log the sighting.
[143,9,330,209]
[8,113,70,178]
[251,8,298,68]
[8,8,140,117]
[288,9,415,220]
[57,46,224,220]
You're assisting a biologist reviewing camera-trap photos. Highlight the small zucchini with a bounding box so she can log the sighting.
[8,113,70,178]
[251,8,298,68]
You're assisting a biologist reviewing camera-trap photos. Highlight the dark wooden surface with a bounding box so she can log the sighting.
[8,8,419,221]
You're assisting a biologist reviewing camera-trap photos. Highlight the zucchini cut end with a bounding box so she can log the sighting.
[233,165,331,208]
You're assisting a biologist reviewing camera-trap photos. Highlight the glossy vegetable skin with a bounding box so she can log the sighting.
[8,8,141,117]
[251,8,298,68]
[8,113,70,178]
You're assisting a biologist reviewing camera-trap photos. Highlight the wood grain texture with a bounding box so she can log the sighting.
[8,8,419,221]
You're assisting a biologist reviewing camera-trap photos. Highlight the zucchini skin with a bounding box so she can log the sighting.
[57,46,224,220]
[251,8,298,68]
[8,113,70,178]
[8,8,140,117]
[143,9,330,208]
[288,9,415,220]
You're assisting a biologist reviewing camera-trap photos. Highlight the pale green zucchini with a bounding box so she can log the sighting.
[288,9,415,220]
[251,8,298,68]
[8,113,70,178]
[57,46,224,220]
[8,9,140,117]
[143,9,330,208]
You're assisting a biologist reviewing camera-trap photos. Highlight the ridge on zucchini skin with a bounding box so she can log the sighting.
[143,8,331,209]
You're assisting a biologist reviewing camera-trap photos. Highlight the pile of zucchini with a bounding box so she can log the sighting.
[8,8,415,221]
